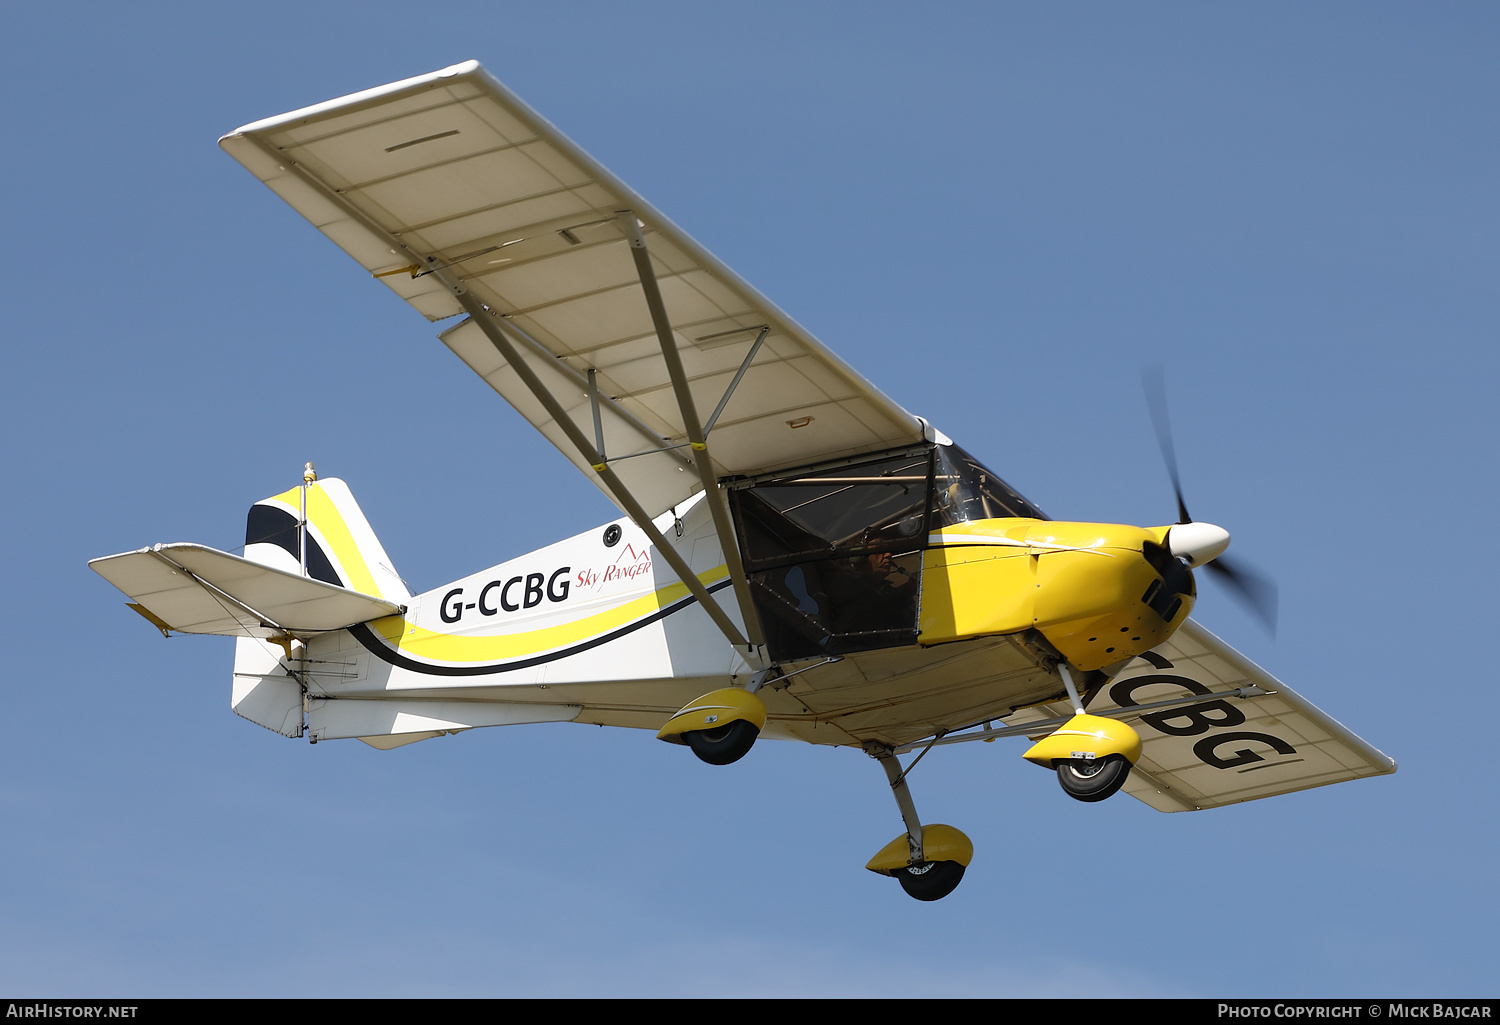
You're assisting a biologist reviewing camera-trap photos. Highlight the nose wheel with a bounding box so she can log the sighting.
[1056,753,1132,802]
[1022,665,1141,803]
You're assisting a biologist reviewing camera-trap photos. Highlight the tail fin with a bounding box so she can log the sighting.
[233,475,408,739]
[243,478,410,602]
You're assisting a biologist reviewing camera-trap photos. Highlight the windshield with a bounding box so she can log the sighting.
[931,443,1047,525]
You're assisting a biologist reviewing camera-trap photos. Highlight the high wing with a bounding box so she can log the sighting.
[218,61,924,521]
[1006,620,1396,811]
[90,543,404,639]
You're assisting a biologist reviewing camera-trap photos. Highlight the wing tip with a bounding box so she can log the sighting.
[220,59,487,141]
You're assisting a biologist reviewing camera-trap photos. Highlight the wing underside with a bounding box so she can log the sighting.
[1007,620,1396,811]
[220,61,924,518]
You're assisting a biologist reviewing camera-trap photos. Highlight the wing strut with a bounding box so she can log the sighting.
[617,212,764,649]
[888,685,1271,755]
[702,325,771,435]
[240,139,755,655]
[452,292,753,652]
[486,309,693,471]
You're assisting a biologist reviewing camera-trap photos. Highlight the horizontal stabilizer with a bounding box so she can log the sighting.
[90,543,404,638]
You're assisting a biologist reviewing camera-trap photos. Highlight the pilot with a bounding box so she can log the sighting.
[826,543,918,637]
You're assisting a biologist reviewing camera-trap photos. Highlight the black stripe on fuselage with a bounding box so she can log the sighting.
[348,577,735,676]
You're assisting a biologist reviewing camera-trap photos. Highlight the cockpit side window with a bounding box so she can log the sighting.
[730,451,932,659]
[728,445,1042,661]
[733,451,933,571]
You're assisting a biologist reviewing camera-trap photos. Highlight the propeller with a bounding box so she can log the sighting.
[1142,365,1278,635]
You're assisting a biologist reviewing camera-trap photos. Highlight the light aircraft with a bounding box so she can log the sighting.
[91,62,1394,901]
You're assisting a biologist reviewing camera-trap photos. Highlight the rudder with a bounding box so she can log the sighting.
[243,475,410,602]
[233,472,409,738]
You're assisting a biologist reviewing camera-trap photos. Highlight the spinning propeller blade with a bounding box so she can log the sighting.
[1142,364,1191,525]
[1142,365,1278,634]
[1204,555,1279,635]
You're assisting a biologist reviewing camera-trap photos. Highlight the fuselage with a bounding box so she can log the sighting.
[232,441,1198,749]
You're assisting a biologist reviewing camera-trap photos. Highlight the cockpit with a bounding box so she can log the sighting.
[727,443,1044,660]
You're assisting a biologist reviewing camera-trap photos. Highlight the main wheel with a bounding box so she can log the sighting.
[1056,754,1131,802]
[684,719,759,765]
[893,860,966,901]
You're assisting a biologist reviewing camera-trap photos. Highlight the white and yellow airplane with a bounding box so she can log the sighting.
[91,62,1394,901]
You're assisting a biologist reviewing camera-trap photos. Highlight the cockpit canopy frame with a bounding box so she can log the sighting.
[727,444,1044,660]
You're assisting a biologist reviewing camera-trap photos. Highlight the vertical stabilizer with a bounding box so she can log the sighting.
[242,477,410,601]
[234,474,409,739]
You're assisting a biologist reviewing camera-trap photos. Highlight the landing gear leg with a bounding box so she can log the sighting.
[863,743,972,902]
[872,744,925,864]
[1021,662,1142,804]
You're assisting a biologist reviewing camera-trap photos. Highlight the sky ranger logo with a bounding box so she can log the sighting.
[436,545,656,624]
[574,544,652,593]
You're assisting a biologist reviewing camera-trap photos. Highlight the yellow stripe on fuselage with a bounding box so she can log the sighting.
[367,564,731,665]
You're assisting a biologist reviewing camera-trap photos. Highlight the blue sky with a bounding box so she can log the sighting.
[2,2,1496,997]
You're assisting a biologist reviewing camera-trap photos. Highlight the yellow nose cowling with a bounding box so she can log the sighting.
[918,519,1193,670]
